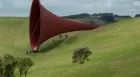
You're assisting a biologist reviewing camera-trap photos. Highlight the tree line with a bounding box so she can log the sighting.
[135,14,140,18]
[114,14,131,18]
[0,54,34,77]
[62,13,140,24]
[63,13,140,19]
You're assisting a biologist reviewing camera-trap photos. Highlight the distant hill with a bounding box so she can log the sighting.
[63,13,133,25]
[62,13,106,25]
[75,16,106,25]
[62,13,91,19]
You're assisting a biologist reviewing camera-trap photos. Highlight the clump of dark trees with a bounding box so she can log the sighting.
[114,14,131,18]
[135,14,140,18]
[0,54,34,77]
[98,13,115,23]
[72,47,92,64]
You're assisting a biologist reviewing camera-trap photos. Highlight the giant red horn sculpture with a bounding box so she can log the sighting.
[29,0,100,52]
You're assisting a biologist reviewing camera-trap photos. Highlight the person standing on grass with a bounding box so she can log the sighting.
[65,34,68,38]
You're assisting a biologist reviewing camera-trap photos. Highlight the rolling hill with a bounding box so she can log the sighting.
[0,17,140,77]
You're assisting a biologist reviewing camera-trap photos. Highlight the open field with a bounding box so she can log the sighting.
[0,17,140,77]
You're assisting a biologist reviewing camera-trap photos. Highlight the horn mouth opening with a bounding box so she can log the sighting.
[29,0,41,51]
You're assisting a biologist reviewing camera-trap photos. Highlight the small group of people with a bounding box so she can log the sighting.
[52,34,69,43]
[59,34,68,39]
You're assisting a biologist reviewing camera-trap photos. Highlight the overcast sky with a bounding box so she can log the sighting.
[0,0,140,17]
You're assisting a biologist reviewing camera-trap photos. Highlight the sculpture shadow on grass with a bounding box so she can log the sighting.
[64,36,78,44]
[38,39,65,53]
[38,36,78,53]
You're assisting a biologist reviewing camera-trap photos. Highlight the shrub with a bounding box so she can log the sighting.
[72,47,92,64]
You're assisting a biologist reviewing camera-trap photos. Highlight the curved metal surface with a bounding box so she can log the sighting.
[29,0,100,52]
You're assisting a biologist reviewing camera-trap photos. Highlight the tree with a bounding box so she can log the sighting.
[0,55,34,77]
[3,54,18,77]
[72,47,92,64]
[18,58,34,77]
[99,14,115,23]
[135,14,140,18]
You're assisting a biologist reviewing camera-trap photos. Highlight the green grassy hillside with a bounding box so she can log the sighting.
[0,17,140,77]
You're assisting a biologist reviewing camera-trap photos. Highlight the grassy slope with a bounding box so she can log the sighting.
[0,17,140,77]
